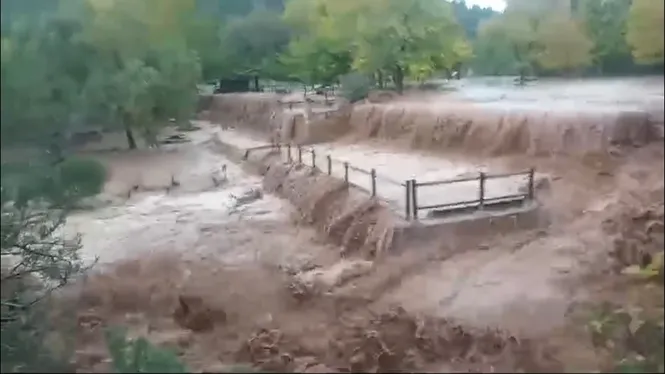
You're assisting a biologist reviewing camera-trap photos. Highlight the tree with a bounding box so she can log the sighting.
[473,13,537,82]
[626,0,664,65]
[283,0,469,94]
[1,16,93,153]
[219,9,291,87]
[451,0,498,39]
[80,0,202,149]
[579,0,633,75]
[281,0,354,86]
[535,12,594,73]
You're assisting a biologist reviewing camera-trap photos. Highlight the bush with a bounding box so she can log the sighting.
[55,156,107,200]
[339,72,372,103]
[105,327,189,373]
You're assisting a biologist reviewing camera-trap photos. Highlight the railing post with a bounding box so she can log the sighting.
[327,155,332,175]
[344,162,349,183]
[411,179,418,220]
[527,168,535,200]
[311,149,316,169]
[287,144,292,162]
[297,146,302,164]
[405,180,412,220]
[479,172,486,210]
[370,168,377,197]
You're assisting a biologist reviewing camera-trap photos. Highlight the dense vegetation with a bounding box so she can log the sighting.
[472,0,664,77]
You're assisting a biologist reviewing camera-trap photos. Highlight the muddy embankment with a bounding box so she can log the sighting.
[200,93,351,145]
[212,135,402,258]
[200,92,663,159]
[346,102,663,157]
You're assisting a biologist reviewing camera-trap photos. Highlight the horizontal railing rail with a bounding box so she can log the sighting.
[243,144,536,220]
[408,169,535,220]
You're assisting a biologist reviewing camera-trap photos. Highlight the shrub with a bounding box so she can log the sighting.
[105,327,189,373]
[55,156,107,200]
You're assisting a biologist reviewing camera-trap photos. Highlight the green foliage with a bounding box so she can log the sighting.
[580,0,633,74]
[1,158,90,374]
[1,297,77,373]
[450,0,497,39]
[587,302,664,373]
[626,0,664,65]
[56,156,107,199]
[535,13,594,73]
[105,327,189,373]
[219,9,291,79]
[80,0,202,148]
[339,72,372,103]
[282,0,470,93]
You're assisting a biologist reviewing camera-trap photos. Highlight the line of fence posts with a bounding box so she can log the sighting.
[402,167,536,221]
[282,145,378,198]
[248,144,535,221]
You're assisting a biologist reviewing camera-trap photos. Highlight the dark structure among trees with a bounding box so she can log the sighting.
[214,76,253,93]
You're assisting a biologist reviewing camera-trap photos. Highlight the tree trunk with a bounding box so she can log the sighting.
[393,65,404,95]
[254,75,260,92]
[377,70,384,89]
[454,62,462,80]
[124,125,137,150]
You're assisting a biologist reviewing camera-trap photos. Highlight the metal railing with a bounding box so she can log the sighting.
[243,144,535,220]
[405,169,535,220]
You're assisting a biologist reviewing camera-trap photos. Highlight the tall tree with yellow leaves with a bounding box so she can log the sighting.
[626,0,664,65]
[535,12,594,73]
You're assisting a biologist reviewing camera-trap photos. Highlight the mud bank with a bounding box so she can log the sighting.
[203,93,282,138]
[202,93,350,145]
[199,92,661,158]
[209,135,403,257]
[248,148,401,257]
[347,102,658,157]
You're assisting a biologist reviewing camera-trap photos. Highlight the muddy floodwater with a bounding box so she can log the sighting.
[64,124,335,269]
[442,76,664,111]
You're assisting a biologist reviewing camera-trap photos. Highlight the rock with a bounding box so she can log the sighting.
[173,294,227,332]
[294,259,374,292]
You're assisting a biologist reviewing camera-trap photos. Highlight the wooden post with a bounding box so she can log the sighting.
[370,169,377,197]
[479,172,486,210]
[528,168,535,200]
[405,180,411,220]
[344,162,349,183]
[311,149,316,169]
[411,179,418,220]
[287,144,292,162]
[298,146,302,164]
[327,155,332,175]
